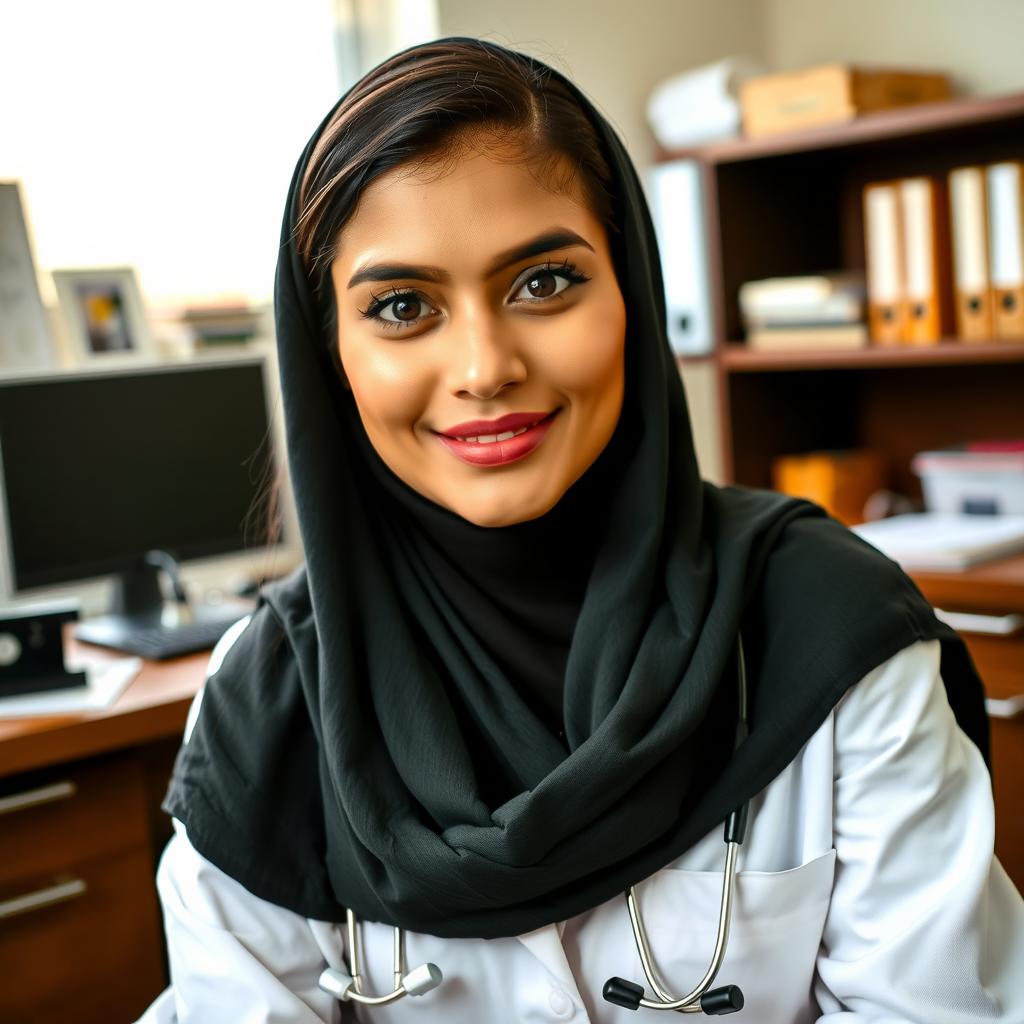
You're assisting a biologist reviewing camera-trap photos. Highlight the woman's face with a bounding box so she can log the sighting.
[331,141,626,527]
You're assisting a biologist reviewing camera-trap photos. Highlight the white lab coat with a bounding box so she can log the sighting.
[138,626,1024,1023]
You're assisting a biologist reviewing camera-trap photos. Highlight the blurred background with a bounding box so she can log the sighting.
[3,3,1024,1021]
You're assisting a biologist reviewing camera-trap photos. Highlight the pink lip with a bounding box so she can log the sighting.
[435,410,560,467]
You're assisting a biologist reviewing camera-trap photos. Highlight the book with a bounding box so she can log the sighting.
[746,323,868,350]
[739,271,865,320]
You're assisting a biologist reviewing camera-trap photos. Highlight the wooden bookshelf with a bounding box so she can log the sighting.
[658,92,1024,891]
[660,89,1024,490]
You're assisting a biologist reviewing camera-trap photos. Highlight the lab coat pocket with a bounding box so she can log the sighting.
[634,848,836,1022]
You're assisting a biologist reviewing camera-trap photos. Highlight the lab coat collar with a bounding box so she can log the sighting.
[514,920,576,987]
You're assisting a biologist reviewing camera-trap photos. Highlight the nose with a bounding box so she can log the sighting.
[445,306,527,400]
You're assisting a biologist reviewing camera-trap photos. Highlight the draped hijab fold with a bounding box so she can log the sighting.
[164,37,989,939]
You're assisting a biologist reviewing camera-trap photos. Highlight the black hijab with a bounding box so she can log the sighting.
[164,37,988,940]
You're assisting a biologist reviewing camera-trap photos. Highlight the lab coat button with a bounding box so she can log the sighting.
[548,988,574,1018]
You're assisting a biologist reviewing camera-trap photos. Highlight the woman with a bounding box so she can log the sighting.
[140,37,1024,1023]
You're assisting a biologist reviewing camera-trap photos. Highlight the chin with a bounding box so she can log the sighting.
[446,487,563,528]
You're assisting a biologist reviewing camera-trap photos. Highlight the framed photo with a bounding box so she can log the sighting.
[53,267,156,363]
[0,181,58,370]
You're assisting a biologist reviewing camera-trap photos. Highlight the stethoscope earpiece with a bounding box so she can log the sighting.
[604,978,744,1015]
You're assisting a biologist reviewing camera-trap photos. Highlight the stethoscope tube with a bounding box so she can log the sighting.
[602,633,751,1015]
[319,633,752,1016]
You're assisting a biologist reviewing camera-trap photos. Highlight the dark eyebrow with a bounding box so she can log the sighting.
[345,228,595,289]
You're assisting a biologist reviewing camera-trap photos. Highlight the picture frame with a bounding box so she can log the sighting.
[0,181,58,370]
[52,266,156,363]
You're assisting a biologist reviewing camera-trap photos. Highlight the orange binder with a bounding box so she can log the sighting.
[863,182,904,345]
[949,166,994,342]
[986,160,1024,340]
[898,176,953,345]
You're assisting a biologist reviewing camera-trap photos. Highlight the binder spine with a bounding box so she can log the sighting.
[949,166,994,342]
[987,161,1024,340]
[899,176,953,346]
[864,182,905,346]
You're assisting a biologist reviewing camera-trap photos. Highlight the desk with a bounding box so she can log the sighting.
[0,628,211,1024]
[912,553,1024,893]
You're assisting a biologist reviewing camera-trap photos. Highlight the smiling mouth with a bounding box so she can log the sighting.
[436,410,559,443]
[433,410,561,466]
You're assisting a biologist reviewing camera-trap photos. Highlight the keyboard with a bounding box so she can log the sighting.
[108,615,247,660]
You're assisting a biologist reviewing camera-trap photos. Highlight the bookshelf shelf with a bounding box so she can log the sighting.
[720,339,1024,373]
[662,91,1024,165]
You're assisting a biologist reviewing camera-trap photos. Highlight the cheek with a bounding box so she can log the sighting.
[340,341,434,434]
[545,289,626,398]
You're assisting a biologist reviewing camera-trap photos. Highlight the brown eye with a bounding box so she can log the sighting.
[386,297,422,322]
[512,265,581,304]
[525,271,558,298]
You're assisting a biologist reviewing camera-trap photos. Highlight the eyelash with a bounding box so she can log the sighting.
[356,259,591,333]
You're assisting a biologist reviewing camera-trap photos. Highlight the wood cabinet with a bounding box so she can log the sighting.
[0,750,171,1023]
[663,93,1024,891]
[0,633,208,1024]
[913,554,1024,889]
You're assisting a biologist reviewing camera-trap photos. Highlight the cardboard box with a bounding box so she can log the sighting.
[772,449,886,526]
[740,64,951,138]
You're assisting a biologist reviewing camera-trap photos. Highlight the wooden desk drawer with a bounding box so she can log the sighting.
[0,751,150,888]
[0,845,164,1024]
[955,630,1024,892]
[959,632,1024,702]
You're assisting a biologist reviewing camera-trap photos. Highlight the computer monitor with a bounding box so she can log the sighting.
[0,351,298,632]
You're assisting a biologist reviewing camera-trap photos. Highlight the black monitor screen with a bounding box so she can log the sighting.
[0,359,278,591]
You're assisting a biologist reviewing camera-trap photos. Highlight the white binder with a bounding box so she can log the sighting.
[948,166,993,340]
[863,182,904,345]
[986,161,1024,338]
[646,160,714,356]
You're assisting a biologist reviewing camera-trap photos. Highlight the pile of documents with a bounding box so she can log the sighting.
[179,302,267,347]
[738,272,867,350]
[853,513,1024,571]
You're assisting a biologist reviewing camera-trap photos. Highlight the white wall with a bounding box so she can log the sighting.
[437,0,766,171]
[763,0,1024,95]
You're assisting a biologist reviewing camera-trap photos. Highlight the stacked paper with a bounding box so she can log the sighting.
[647,57,765,149]
[852,513,1024,571]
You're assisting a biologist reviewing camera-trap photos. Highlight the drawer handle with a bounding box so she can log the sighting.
[0,877,88,921]
[935,609,1024,636]
[987,695,1024,720]
[0,780,77,817]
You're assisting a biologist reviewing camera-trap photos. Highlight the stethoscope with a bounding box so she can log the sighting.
[318,634,751,1017]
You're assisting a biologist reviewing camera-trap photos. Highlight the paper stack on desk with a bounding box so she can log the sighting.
[852,513,1024,571]
[0,654,141,718]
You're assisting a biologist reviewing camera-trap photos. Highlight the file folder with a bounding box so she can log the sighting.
[863,182,904,345]
[986,160,1024,340]
[898,176,952,345]
[949,166,994,341]
[646,159,714,356]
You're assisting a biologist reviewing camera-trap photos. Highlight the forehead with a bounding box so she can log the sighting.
[334,145,602,269]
